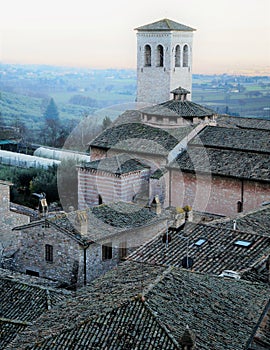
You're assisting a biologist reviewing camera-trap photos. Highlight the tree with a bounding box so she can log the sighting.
[43,98,60,146]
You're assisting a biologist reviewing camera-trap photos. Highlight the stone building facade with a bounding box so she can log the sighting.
[135,19,195,104]
[0,181,30,263]
[10,202,168,286]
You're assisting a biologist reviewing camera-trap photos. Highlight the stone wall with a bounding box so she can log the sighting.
[0,182,30,263]
[10,218,167,287]
[10,222,85,285]
[136,31,194,104]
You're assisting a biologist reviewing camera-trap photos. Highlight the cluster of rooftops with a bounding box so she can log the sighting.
[2,201,269,349]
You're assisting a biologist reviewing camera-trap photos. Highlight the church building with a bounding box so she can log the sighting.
[77,18,270,217]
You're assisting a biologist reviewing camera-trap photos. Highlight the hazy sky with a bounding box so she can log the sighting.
[1,0,270,74]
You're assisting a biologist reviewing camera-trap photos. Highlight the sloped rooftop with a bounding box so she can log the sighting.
[170,147,270,182]
[127,222,270,276]
[217,115,270,131]
[135,18,195,32]
[13,202,162,245]
[0,269,69,349]
[211,205,270,237]
[24,300,179,350]
[190,126,270,153]
[90,122,188,156]
[142,100,215,118]
[8,261,270,350]
[78,153,150,175]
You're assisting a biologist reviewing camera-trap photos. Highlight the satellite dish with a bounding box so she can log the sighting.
[181,256,194,269]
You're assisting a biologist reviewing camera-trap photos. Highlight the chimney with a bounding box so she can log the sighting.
[233,220,237,230]
[39,197,48,217]
[151,195,161,215]
[179,325,196,350]
[75,211,88,236]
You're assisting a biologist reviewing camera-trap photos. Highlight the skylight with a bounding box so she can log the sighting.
[234,240,252,247]
[194,238,206,246]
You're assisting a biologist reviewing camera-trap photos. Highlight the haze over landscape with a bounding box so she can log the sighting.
[1,0,270,75]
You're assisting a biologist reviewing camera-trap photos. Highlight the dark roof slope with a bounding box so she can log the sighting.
[90,122,182,155]
[79,154,150,175]
[91,202,156,228]
[0,271,69,349]
[26,300,179,350]
[127,222,270,275]
[9,261,270,350]
[169,147,270,181]
[211,205,270,237]
[142,100,215,118]
[217,115,270,131]
[135,18,195,32]
[190,126,270,153]
[9,262,167,348]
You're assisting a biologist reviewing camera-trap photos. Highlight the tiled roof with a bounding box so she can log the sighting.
[190,126,270,153]
[9,261,270,350]
[250,304,270,350]
[211,205,270,237]
[127,222,270,275]
[91,202,156,228]
[135,18,195,32]
[78,154,150,175]
[46,202,163,244]
[0,270,69,349]
[25,300,179,350]
[90,122,182,156]
[171,87,190,95]
[169,147,270,181]
[142,100,215,118]
[13,202,163,245]
[217,115,270,131]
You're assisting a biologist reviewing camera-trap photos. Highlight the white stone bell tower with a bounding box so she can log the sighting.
[135,18,196,104]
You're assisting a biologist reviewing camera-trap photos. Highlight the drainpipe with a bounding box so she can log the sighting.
[169,169,172,207]
[83,245,88,286]
[241,179,244,212]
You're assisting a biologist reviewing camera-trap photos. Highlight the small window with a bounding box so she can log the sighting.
[175,45,180,67]
[45,244,53,262]
[156,45,164,67]
[234,240,252,247]
[102,243,112,260]
[183,45,189,67]
[144,45,151,67]
[194,238,206,246]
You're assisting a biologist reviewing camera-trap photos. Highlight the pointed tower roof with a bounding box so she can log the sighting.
[135,18,196,32]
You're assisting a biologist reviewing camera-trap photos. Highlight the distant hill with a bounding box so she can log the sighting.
[0,64,269,145]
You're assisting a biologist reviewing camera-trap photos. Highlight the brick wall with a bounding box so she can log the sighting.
[169,170,270,216]
[78,168,151,209]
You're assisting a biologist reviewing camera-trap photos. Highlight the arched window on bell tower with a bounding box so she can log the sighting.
[175,45,181,67]
[156,45,164,67]
[144,45,151,67]
[183,44,189,67]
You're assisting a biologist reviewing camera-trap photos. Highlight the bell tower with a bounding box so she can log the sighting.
[135,19,196,104]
